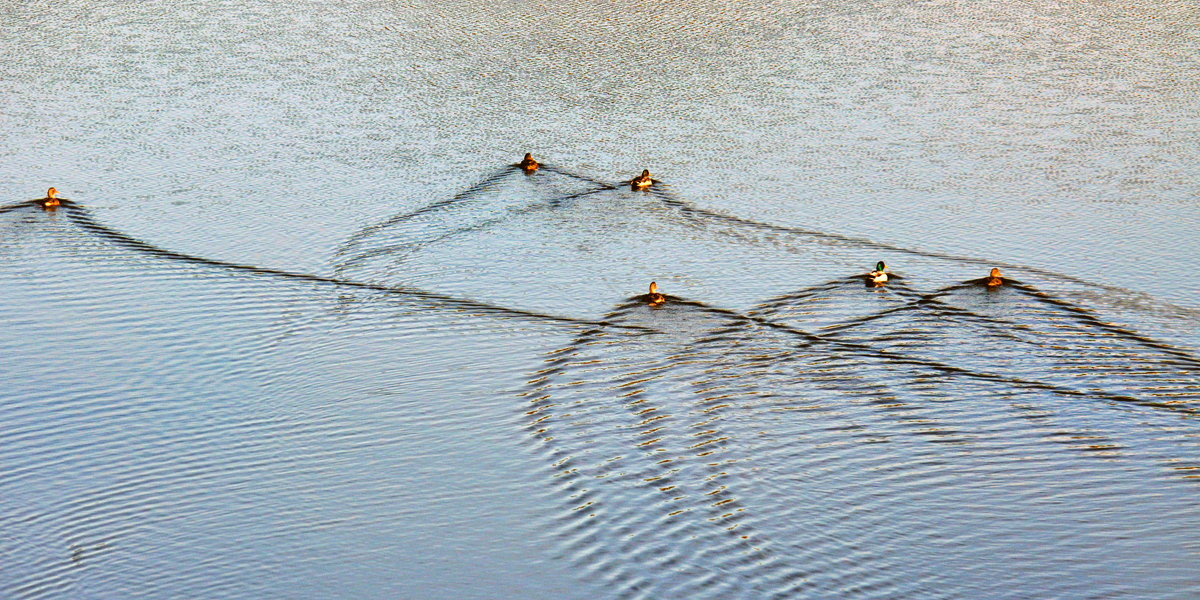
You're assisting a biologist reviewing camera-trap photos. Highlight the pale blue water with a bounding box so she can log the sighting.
[2,1,1199,598]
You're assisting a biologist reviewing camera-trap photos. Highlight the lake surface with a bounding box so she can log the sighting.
[2,1,1199,598]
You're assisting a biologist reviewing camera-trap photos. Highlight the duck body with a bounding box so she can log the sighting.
[647,281,665,306]
[630,169,652,190]
[868,261,888,285]
[40,187,60,208]
[986,267,1003,287]
[519,153,539,173]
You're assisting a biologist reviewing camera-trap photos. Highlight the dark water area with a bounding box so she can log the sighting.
[3,1,1200,598]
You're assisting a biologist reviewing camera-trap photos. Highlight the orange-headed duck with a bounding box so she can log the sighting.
[648,281,665,306]
[41,187,60,208]
[519,152,538,173]
[986,267,1003,287]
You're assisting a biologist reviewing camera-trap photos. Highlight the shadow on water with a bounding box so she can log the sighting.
[7,163,1200,598]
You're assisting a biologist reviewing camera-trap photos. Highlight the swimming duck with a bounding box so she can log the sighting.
[519,152,539,173]
[986,267,1003,287]
[647,281,665,306]
[869,261,888,285]
[41,187,59,208]
[630,169,652,190]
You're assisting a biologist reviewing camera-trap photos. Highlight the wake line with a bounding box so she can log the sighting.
[525,288,1199,600]
[518,318,811,600]
[330,163,613,281]
[333,180,614,277]
[586,295,1198,416]
[333,162,615,268]
[10,161,1195,362]
[640,186,1200,320]
[740,311,1199,415]
[538,164,619,190]
[319,160,1198,373]
[30,200,657,334]
[755,277,1200,368]
[332,165,516,269]
[329,162,1198,321]
[0,201,37,215]
[754,278,1033,345]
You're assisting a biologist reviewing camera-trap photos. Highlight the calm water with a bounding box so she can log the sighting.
[2,1,1199,598]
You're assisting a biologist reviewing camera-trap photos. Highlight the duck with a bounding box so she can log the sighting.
[986,267,1003,287]
[868,261,888,285]
[40,187,60,208]
[647,281,666,307]
[630,169,653,190]
[519,152,539,173]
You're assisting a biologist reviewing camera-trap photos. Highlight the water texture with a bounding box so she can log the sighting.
[2,1,1199,598]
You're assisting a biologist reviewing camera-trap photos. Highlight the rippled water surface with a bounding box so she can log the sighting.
[3,1,1199,598]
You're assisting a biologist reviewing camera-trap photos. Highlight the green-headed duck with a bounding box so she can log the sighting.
[869,261,888,285]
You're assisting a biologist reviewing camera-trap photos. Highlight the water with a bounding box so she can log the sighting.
[2,0,1199,598]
